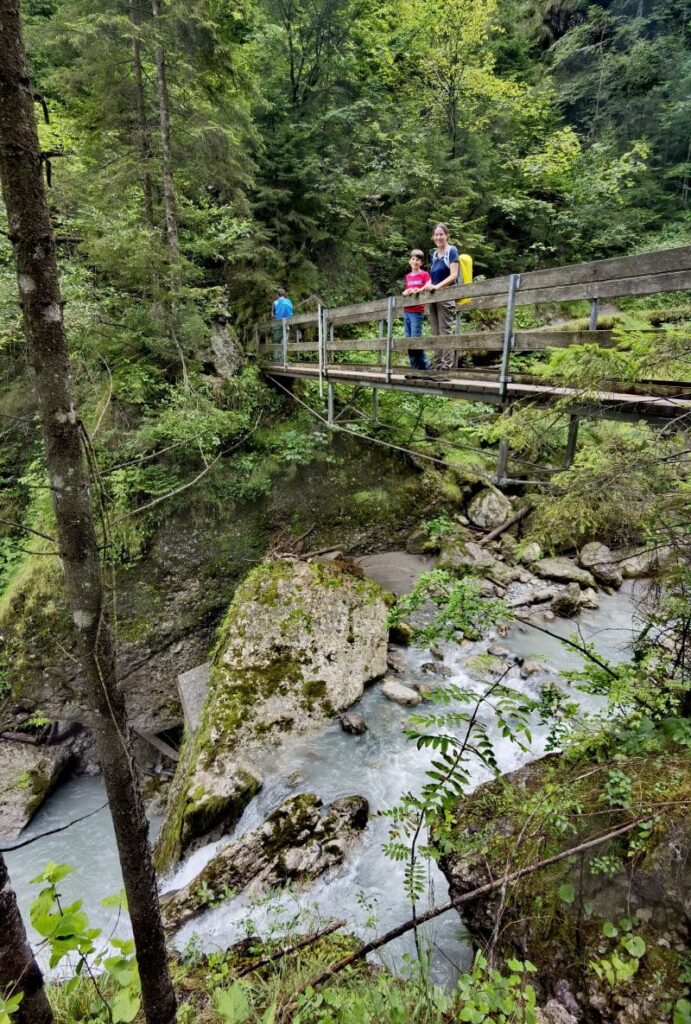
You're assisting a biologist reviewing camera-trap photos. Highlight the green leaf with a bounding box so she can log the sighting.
[674,998,691,1024]
[558,883,575,904]
[213,983,251,1024]
[111,988,141,1024]
[602,921,619,938]
[621,934,646,958]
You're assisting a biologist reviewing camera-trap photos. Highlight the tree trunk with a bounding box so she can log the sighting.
[129,0,156,228]
[151,0,178,255]
[0,855,55,1024]
[0,8,177,1024]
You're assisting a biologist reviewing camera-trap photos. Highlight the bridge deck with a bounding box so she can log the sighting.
[264,363,691,421]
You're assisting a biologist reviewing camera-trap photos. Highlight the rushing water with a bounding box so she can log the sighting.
[6,556,645,984]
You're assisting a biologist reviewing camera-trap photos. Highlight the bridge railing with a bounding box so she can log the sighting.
[255,245,691,380]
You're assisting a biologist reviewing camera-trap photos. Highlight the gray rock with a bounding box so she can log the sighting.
[406,527,435,555]
[505,582,559,608]
[155,558,389,871]
[387,651,406,674]
[0,741,74,839]
[177,662,211,736]
[389,621,414,646]
[382,680,421,706]
[580,587,600,609]
[488,644,511,658]
[339,712,367,735]
[536,1001,578,1024]
[543,610,556,622]
[420,662,454,678]
[550,583,583,618]
[518,541,542,564]
[520,659,545,678]
[578,542,623,588]
[411,682,434,697]
[533,557,595,587]
[160,793,368,931]
[616,545,672,579]
[467,487,512,530]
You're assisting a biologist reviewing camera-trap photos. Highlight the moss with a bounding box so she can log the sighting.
[301,678,326,702]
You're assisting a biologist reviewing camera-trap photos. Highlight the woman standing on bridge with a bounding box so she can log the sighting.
[426,223,460,370]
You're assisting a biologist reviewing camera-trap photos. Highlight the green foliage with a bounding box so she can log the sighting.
[0,992,23,1024]
[29,863,141,1024]
[388,570,507,645]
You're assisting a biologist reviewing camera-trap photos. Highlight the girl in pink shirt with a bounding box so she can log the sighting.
[401,249,431,370]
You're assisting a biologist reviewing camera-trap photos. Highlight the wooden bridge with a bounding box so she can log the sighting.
[254,246,691,483]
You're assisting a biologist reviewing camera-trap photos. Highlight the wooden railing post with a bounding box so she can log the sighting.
[385,296,394,384]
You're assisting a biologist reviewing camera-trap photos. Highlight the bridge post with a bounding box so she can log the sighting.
[495,274,520,485]
[317,302,324,398]
[563,297,598,467]
[385,296,395,383]
[373,319,384,423]
[589,297,599,331]
[327,383,335,426]
[499,274,520,402]
[565,415,579,468]
[282,318,288,369]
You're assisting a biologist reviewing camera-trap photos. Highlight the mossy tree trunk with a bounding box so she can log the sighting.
[0,854,54,1024]
[0,7,176,1024]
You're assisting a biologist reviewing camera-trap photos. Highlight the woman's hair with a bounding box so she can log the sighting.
[432,223,450,239]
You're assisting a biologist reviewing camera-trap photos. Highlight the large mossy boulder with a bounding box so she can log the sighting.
[0,740,74,838]
[161,792,368,931]
[155,558,388,873]
[435,745,691,1022]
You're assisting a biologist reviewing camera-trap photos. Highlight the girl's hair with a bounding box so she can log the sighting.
[432,222,450,239]
[409,249,424,259]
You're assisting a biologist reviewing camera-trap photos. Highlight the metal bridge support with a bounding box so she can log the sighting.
[372,318,384,423]
[385,296,394,384]
[327,382,335,426]
[564,296,598,468]
[494,274,520,485]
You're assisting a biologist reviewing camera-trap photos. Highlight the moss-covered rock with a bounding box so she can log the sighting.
[155,557,388,872]
[160,792,369,931]
[435,744,691,1022]
[0,740,74,838]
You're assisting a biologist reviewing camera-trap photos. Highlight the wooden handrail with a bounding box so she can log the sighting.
[255,245,691,333]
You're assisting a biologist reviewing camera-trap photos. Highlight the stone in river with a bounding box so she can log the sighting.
[160,793,368,931]
[155,557,389,872]
[578,541,623,588]
[533,557,595,587]
[387,651,406,673]
[0,741,74,839]
[520,659,545,678]
[488,644,511,658]
[550,582,583,618]
[339,712,367,735]
[382,680,422,706]
[420,662,453,678]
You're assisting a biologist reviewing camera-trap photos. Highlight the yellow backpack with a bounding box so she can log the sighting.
[457,252,473,305]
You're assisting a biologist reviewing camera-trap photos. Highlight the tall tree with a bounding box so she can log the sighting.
[151,0,179,256]
[0,7,177,1024]
[0,855,55,1024]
